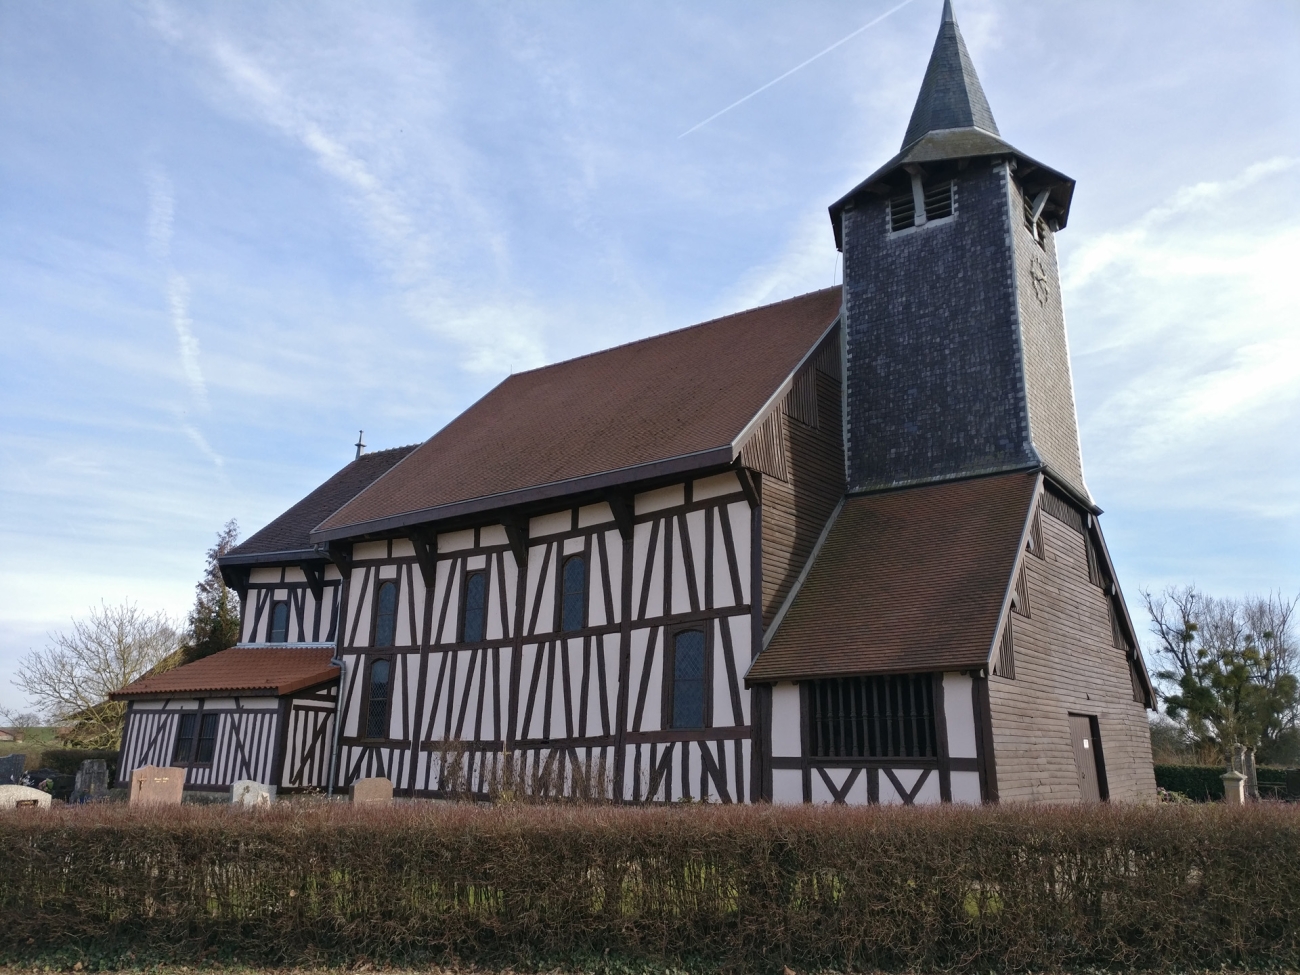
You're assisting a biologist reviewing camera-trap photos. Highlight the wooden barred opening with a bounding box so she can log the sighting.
[807,674,937,760]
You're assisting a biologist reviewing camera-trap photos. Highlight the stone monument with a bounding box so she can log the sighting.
[349,776,393,804]
[0,753,25,785]
[231,779,275,807]
[1221,769,1246,806]
[0,784,52,809]
[71,758,110,803]
[129,765,185,806]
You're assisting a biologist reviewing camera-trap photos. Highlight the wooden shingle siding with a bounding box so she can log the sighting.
[987,507,1155,803]
[760,362,846,627]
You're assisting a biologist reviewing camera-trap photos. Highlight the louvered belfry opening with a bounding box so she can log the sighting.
[888,180,954,233]
[924,180,954,220]
[888,190,916,232]
[808,674,937,759]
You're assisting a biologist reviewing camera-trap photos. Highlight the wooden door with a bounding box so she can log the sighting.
[1068,713,1104,802]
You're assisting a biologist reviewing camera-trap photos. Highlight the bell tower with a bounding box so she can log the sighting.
[831,0,1089,502]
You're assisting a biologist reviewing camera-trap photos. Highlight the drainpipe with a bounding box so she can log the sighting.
[326,653,345,796]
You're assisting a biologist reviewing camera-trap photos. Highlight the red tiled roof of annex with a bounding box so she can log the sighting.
[111,647,339,699]
[315,287,843,536]
[747,472,1037,682]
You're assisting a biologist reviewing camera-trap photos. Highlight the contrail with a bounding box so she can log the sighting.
[679,0,919,138]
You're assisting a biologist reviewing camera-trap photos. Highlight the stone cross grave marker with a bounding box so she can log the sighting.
[231,779,276,807]
[0,754,25,785]
[130,765,185,806]
[0,784,52,809]
[350,776,393,804]
[72,759,109,803]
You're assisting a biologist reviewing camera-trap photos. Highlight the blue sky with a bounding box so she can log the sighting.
[1,0,1297,713]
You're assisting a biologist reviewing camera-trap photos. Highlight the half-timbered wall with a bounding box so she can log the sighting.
[767,673,984,805]
[242,565,343,644]
[281,683,337,790]
[762,330,846,626]
[987,496,1156,802]
[333,475,758,802]
[117,696,284,791]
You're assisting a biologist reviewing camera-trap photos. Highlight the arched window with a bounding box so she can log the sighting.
[366,658,391,739]
[269,601,290,643]
[461,570,487,643]
[670,628,706,729]
[374,581,398,648]
[561,555,586,632]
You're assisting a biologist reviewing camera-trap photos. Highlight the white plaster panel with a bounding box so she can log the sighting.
[629,627,662,730]
[685,509,707,608]
[727,502,751,603]
[249,568,281,583]
[563,535,585,556]
[438,568,462,644]
[203,698,238,709]
[578,502,614,527]
[480,524,508,547]
[391,538,415,558]
[635,483,684,515]
[350,578,373,648]
[712,621,736,726]
[693,471,741,501]
[912,770,943,805]
[772,768,804,804]
[236,697,280,710]
[770,682,802,757]
[283,566,307,583]
[727,616,752,723]
[603,531,623,623]
[438,529,474,552]
[517,644,545,739]
[465,553,487,570]
[943,673,978,758]
[323,564,342,581]
[409,570,427,644]
[532,545,558,635]
[395,576,413,647]
[669,518,692,616]
[588,552,607,628]
[530,510,571,537]
[640,520,665,620]
[950,771,983,804]
[273,588,288,600]
[378,564,399,580]
[354,541,387,561]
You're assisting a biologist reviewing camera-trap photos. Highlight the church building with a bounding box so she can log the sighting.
[113,1,1156,805]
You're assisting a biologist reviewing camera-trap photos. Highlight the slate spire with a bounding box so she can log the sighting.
[900,0,999,149]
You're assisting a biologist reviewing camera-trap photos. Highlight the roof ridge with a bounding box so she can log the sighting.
[507,285,842,380]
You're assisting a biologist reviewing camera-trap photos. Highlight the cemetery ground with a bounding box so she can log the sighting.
[3,798,1299,974]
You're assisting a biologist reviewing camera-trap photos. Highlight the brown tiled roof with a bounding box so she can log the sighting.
[111,647,339,699]
[225,445,419,561]
[313,287,843,539]
[747,472,1037,682]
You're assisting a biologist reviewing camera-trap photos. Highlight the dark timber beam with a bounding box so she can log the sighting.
[735,467,761,509]
[606,490,635,542]
[220,565,250,602]
[501,512,529,567]
[408,528,438,589]
[300,561,325,601]
[325,542,352,578]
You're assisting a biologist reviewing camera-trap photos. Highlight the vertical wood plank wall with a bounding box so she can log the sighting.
[987,502,1155,802]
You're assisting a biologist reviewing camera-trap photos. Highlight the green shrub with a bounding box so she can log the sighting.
[1,802,1297,972]
[1153,764,1225,801]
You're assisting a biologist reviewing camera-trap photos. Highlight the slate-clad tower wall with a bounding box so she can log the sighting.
[835,0,1088,500]
[842,161,1035,491]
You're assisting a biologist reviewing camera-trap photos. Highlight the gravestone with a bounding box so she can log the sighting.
[349,776,393,804]
[231,779,275,807]
[129,765,185,806]
[0,784,52,809]
[0,753,25,785]
[1221,770,1246,806]
[71,759,110,803]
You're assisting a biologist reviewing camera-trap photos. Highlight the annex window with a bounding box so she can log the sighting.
[269,600,290,643]
[461,570,487,643]
[172,713,198,764]
[807,674,937,759]
[668,628,707,729]
[194,713,219,764]
[374,581,398,648]
[561,555,586,632]
[366,658,391,739]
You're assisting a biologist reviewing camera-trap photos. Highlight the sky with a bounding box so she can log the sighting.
[1,0,1298,714]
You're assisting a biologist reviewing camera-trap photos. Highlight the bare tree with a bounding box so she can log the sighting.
[12,601,179,748]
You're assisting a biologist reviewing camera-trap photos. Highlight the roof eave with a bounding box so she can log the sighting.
[219,547,324,568]
[828,130,1075,249]
[309,445,737,542]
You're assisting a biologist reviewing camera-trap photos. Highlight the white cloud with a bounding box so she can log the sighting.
[167,273,209,410]
[146,168,174,261]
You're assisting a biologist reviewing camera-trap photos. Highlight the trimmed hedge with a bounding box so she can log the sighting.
[2,802,1298,972]
[37,748,118,782]
[1155,763,1294,801]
